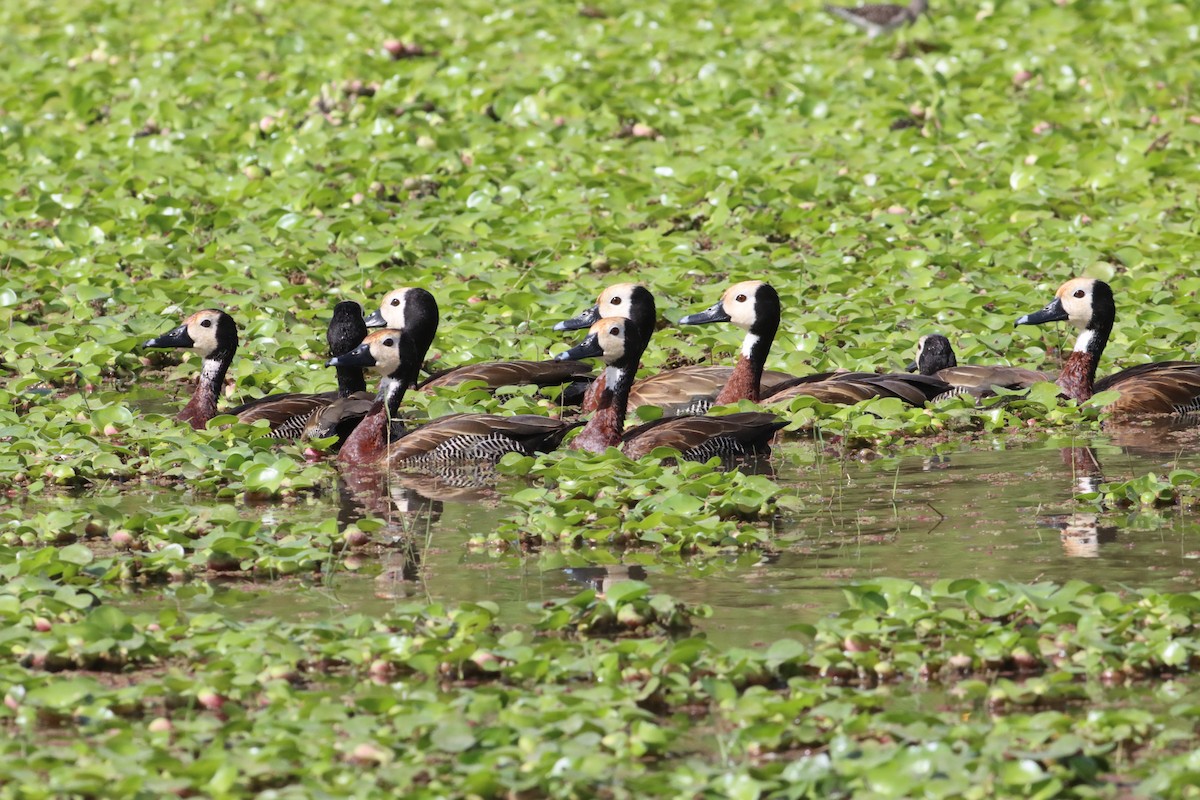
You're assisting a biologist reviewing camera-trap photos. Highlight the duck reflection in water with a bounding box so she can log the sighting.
[332,477,446,600]
[1039,512,1119,558]
[1036,447,1118,558]
[562,565,650,596]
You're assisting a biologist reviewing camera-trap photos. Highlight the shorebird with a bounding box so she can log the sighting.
[824,0,929,38]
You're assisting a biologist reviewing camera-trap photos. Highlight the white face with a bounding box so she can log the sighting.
[596,283,639,319]
[720,280,764,331]
[378,288,411,328]
[185,310,223,357]
[362,329,404,375]
[914,334,930,361]
[1055,278,1096,330]
[591,317,628,364]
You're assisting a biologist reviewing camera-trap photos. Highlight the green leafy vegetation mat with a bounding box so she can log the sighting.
[5,578,1200,797]
[3,0,1200,795]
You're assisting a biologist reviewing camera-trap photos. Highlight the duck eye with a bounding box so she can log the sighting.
[200,319,212,328]
[1073,290,1086,299]
[610,326,620,336]
[383,339,394,347]
[736,294,747,303]
[390,298,400,306]
[611,297,622,305]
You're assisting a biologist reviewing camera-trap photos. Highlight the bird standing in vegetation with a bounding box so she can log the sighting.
[824,0,929,37]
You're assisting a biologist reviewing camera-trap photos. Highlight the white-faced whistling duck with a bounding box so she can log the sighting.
[679,281,952,407]
[142,308,366,434]
[366,287,593,396]
[331,288,580,468]
[906,333,1053,399]
[298,301,378,442]
[1016,277,1200,416]
[554,283,802,415]
[555,317,786,460]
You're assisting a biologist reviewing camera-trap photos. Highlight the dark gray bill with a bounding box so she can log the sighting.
[1015,297,1068,327]
[553,305,600,332]
[142,323,192,349]
[554,333,603,361]
[327,341,377,368]
[678,302,731,325]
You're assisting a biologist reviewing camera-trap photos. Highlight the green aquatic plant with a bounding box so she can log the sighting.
[489,449,798,551]
[534,580,705,638]
[0,501,386,583]
[0,580,1199,796]
[1076,469,1200,510]
[4,0,1200,794]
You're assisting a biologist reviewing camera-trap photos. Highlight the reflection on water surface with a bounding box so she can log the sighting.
[82,432,1200,648]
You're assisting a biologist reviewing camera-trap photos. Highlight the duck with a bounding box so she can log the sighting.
[1015,277,1200,416]
[554,283,801,414]
[296,301,378,442]
[825,0,929,38]
[678,281,951,408]
[366,287,592,395]
[331,288,579,468]
[555,317,786,460]
[906,333,1053,399]
[142,307,363,434]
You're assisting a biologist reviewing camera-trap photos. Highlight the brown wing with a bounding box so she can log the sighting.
[1097,362,1200,415]
[761,370,807,393]
[767,380,882,405]
[385,413,578,464]
[622,411,787,460]
[937,365,1053,392]
[230,390,339,433]
[301,392,376,441]
[862,374,953,404]
[826,3,905,25]
[767,373,949,406]
[420,359,593,390]
[626,367,800,414]
[626,366,733,413]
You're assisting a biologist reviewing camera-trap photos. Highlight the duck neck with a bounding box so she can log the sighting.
[337,375,408,465]
[581,372,606,413]
[1057,323,1110,403]
[716,328,775,404]
[574,363,635,452]
[179,353,231,430]
[335,364,367,397]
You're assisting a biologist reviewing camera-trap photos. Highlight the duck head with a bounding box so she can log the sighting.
[555,316,647,369]
[364,287,440,364]
[142,309,238,360]
[327,301,368,357]
[554,283,657,337]
[907,334,957,374]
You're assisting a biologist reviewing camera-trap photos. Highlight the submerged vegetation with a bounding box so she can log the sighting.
[3,0,1200,794]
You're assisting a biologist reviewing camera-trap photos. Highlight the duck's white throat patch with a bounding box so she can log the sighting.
[1074,329,1095,353]
[200,358,225,384]
[741,333,760,359]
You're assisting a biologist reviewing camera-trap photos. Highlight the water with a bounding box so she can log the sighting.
[94,433,1200,649]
